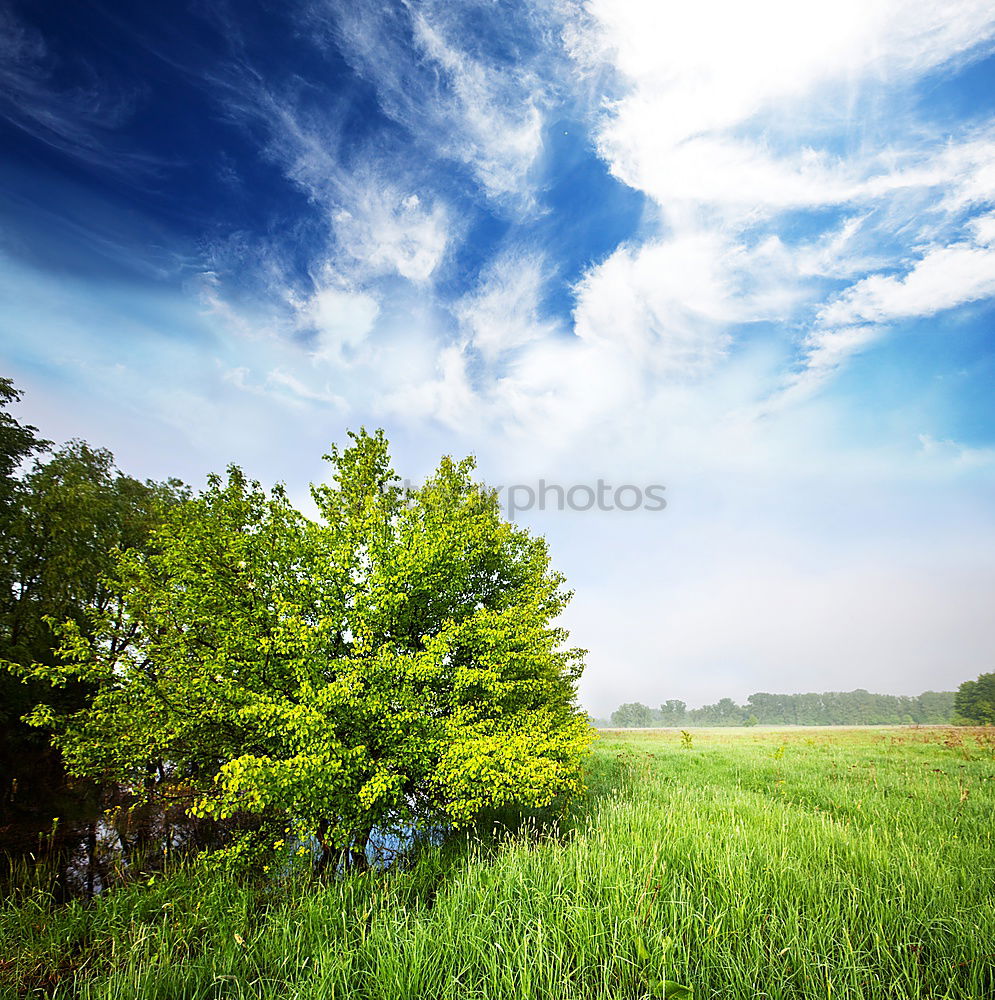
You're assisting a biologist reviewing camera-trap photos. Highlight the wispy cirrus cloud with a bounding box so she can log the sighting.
[456,251,562,363]
[773,211,995,404]
[303,0,563,213]
[185,0,995,474]
[0,2,158,177]
[209,73,456,288]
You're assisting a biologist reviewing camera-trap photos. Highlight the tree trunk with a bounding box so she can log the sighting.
[85,821,97,897]
[313,821,372,876]
[348,827,372,873]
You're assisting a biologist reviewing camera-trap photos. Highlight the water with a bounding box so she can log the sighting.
[3,783,446,899]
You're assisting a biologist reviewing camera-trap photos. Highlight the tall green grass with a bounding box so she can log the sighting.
[3,727,993,998]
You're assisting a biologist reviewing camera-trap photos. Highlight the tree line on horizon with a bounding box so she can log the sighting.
[596,688,960,728]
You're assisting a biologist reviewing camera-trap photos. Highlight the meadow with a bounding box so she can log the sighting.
[3,726,994,999]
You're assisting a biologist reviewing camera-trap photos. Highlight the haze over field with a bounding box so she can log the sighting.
[2,0,994,714]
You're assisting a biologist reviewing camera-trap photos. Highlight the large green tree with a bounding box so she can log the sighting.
[25,430,593,868]
[1,417,186,818]
[954,673,995,725]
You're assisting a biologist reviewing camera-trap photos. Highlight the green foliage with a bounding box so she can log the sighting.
[0,381,185,815]
[0,376,49,486]
[22,429,592,863]
[954,672,995,725]
[0,376,49,675]
[3,440,186,666]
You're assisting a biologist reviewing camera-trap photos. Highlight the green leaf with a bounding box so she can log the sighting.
[648,980,694,1000]
[663,982,694,999]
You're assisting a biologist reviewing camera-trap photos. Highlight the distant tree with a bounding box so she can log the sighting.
[610,702,655,728]
[21,431,593,869]
[915,690,955,725]
[690,697,744,727]
[954,673,995,725]
[746,692,784,724]
[658,699,687,726]
[714,697,743,725]
[613,687,957,728]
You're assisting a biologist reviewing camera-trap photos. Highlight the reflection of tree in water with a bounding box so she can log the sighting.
[3,774,448,899]
[1,777,255,900]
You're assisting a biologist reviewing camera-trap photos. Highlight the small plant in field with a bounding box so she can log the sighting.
[680,730,694,750]
[974,727,995,760]
[957,777,971,814]
[771,744,786,761]
[942,729,973,760]
[647,977,694,999]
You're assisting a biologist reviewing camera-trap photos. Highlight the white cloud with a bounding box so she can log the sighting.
[559,0,995,416]
[381,343,479,431]
[918,434,995,470]
[308,0,553,212]
[766,223,995,407]
[331,190,451,284]
[971,212,995,246]
[570,227,818,381]
[769,325,883,408]
[221,364,347,410]
[305,285,380,360]
[601,134,995,217]
[456,252,561,362]
[582,0,995,160]
[266,369,348,409]
[213,78,454,287]
[819,241,995,326]
[572,235,734,372]
[793,214,886,279]
[408,12,546,206]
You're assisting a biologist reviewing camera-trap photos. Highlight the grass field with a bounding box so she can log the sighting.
[3,726,994,999]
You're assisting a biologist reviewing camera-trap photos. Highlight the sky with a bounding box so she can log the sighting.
[1,0,994,716]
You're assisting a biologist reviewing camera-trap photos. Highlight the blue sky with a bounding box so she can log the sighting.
[2,0,995,713]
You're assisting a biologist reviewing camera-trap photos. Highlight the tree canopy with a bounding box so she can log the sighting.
[21,429,593,867]
[954,673,995,725]
[1,383,186,819]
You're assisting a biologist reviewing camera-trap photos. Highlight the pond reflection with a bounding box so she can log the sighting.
[1,777,245,900]
[3,775,446,900]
